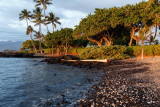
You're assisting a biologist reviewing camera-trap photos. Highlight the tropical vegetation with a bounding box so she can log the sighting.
[19,0,160,60]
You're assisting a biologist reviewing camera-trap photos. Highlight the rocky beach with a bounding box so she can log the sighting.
[43,56,160,106]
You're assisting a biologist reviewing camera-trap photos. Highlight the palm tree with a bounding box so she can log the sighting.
[32,7,44,53]
[34,0,52,32]
[19,9,32,28]
[26,26,37,53]
[42,21,49,32]
[34,31,43,53]
[46,12,61,32]
[138,26,153,59]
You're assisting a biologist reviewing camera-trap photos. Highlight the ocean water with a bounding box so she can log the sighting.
[0,58,100,107]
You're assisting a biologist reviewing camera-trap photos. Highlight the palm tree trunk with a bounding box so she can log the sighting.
[38,38,42,53]
[26,19,37,53]
[141,38,146,60]
[43,7,49,32]
[30,34,37,53]
[39,24,43,53]
[141,42,144,60]
[52,23,54,32]
[26,18,29,28]
[45,24,49,32]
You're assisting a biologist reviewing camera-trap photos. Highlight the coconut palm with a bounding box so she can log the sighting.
[34,0,52,32]
[42,21,49,32]
[19,9,32,27]
[26,26,37,53]
[138,26,153,59]
[32,7,44,53]
[46,12,61,32]
[34,31,43,53]
[32,7,43,32]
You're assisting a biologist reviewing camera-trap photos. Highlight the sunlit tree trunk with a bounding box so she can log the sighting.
[129,28,136,46]
[129,37,133,46]
[57,47,60,55]
[141,41,144,60]
[102,36,113,46]
[87,37,103,47]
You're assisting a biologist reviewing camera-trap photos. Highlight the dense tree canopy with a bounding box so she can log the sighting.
[74,1,160,46]
[20,0,160,56]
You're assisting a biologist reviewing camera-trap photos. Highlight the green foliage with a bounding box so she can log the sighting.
[43,48,56,53]
[71,38,89,48]
[45,28,74,48]
[77,45,160,60]
[68,48,85,54]
[73,1,160,46]
[129,45,160,56]
[21,40,34,50]
[21,40,43,50]
[79,46,129,60]
[46,12,61,32]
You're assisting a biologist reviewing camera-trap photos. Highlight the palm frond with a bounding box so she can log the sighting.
[35,3,41,7]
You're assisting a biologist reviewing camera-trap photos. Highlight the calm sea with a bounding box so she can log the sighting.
[0,58,100,107]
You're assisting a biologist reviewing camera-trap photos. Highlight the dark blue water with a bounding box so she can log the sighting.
[0,58,100,107]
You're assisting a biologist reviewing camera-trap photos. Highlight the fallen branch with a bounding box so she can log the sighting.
[61,59,110,63]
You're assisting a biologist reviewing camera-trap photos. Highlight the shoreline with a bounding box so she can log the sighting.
[43,56,160,106]
[1,55,160,106]
[41,56,160,107]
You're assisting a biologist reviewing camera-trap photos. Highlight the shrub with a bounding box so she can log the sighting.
[44,48,52,53]
[65,45,160,60]
[129,45,160,56]
[79,46,129,60]
[69,48,85,55]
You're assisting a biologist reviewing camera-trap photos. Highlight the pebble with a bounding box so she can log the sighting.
[77,59,160,106]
